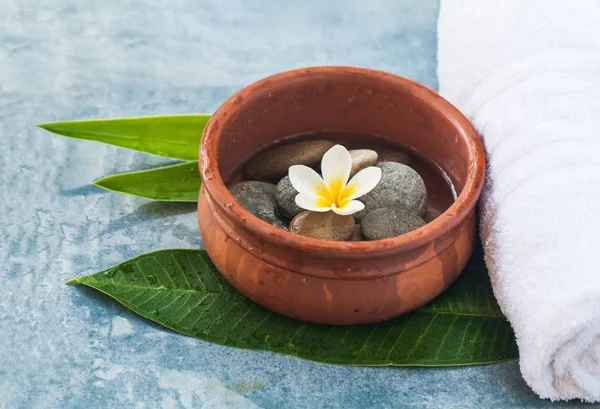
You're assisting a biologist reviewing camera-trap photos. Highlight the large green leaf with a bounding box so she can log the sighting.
[94,161,200,202]
[68,244,518,366]
[38,114,210,160]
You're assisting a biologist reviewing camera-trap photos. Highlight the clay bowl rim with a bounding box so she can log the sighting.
[199,66,484,258]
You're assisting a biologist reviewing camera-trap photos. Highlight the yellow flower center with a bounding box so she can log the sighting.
[313,177,358,209]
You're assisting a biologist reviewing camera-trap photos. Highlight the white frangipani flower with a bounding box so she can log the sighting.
[288,144,382,216]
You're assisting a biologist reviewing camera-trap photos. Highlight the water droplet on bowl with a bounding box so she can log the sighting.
[225,203,247,224]
[203,168,215,181]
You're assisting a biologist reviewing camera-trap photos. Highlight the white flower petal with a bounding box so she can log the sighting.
[288,165,330,199]
[295,193,332,212]
[331,200,364,216]
[321,144,352,201]
[343,166,382,201]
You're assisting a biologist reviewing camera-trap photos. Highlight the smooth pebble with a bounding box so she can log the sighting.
[244,140,334,181]
[348,224,365,241]
[355,161,427,221]
[361,207,426,240]
[275,176,303,219]
[289,211,355,241]
[425,207,442,223]
[376,149,411,165]
[229,181,287,230]
[349,149,378,177]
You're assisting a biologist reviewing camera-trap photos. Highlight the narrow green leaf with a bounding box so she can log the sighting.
[38,114,210,160]
[94,161,200,202]
[68,244,518,366]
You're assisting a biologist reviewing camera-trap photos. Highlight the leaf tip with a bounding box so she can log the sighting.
[36,122,53,131]
[91,178,110,190]
[66,277,81,285]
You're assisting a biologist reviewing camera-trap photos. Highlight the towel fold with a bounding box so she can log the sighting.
[438,0,600,402]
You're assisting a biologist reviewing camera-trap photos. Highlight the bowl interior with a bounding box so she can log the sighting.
[213,68,473,196]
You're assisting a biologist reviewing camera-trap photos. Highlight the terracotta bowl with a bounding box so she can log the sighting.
[198,66,484,325]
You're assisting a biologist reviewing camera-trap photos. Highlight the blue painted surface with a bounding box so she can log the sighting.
[0,1,590,407]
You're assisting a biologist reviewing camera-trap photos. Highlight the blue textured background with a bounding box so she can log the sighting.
[0,1,591,408]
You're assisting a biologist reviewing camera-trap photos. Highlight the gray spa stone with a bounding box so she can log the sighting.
[349,149,378,177]
[361,207,426,240]
[425,206,443,222]
[348,224,366,241]
[230,181,287,230]
[244,140,334,182]
[355,161,428,221]
[377,149,412,165]
[275,176,303,219]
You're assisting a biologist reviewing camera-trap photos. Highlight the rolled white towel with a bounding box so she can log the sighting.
[438,0,600,402]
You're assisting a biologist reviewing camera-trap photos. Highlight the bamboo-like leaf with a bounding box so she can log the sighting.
[38,114,210,160]
[93,161,200,202]
[68,244,518,366]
